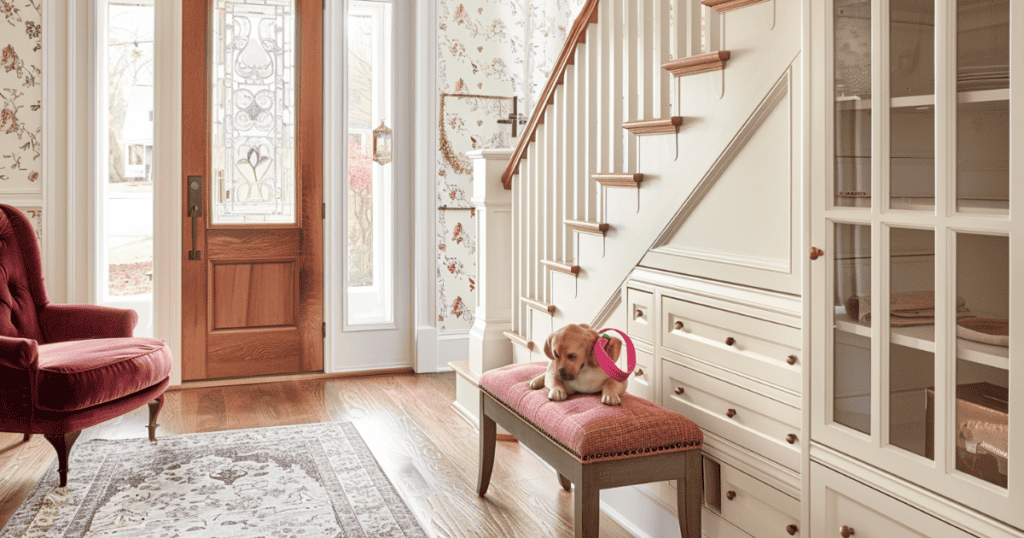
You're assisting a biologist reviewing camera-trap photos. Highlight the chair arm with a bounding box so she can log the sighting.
[39,304,139,343]
[0,336,38,431]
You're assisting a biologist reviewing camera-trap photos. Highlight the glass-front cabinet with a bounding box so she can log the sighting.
[812,0,1021,529]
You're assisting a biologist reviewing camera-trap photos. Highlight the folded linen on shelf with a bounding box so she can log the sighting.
[957,318,1009,347]
[845,290,971,327]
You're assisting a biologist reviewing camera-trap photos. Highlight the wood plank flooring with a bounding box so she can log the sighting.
[0,372,635,537]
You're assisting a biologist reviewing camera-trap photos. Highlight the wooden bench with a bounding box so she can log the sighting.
[476,363,704,538]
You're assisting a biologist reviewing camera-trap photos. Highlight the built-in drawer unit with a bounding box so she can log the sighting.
[626,344,655,402]
[662,357,801,471]
[811,463,976,538]
[662,295,802,393]
[626,288,655,344]
[719,461,802,538]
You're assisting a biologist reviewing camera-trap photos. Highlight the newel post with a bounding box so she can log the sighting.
[467,149,515,378]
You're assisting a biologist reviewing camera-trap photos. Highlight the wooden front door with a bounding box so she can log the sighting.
[181,0,322,380]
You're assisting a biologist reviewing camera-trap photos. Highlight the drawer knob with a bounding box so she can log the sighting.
[635,368,644,377]
[726,408,737,418]
[786,433,797,444]
[674,386,685,395]
[840,526,855,538]
[725,337,736,347]
[635,309,644,318]
[725,490,736,501]
[809,247,824,260]
[787,355,797,365]
[787,524,798,536]
[674,321,684,330]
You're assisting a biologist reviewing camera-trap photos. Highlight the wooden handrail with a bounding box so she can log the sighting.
[501,0,601,190]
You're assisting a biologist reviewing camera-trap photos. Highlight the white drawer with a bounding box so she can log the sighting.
[626,288,655,344]
[811,463,976,538]
[703,508,756,538]
[662,296,802,393]
[720,462,801,538]
[626,345,655,402]
[662,358,801,471]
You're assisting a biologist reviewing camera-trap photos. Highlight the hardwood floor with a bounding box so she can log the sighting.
[0,372,635,537]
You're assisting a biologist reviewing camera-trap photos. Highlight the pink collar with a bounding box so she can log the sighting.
[593,328,636,382]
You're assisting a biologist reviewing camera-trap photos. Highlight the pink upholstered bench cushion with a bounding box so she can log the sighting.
[36,337,173,412]
[480,363,702,463]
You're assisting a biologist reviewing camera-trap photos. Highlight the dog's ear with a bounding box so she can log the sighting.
[544,331,558,361]
[605,337,623,363]
[579,323,592,331]
[584,329,601,367]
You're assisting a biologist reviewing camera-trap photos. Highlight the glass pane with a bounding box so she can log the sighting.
[954,233,1009,487]
[346,0,394,326]
[889,1,934,210]
[956,0,1009,213]
[834,222,872,434]
[888,228,934,458]
[106,1,154,299]
[834,1,872,208]
[211,0,296,224]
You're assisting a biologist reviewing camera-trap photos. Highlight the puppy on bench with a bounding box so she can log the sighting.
[529,323,627,406]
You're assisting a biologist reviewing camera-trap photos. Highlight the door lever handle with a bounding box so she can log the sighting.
[188,205,202,260]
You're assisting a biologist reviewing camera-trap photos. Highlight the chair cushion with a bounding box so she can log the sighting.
[36,337,172,412]
[479,363,702,463]
[0,206,46,343]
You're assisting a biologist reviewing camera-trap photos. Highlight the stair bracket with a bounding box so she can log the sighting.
[662,51,731,78]
[623,117,684,136]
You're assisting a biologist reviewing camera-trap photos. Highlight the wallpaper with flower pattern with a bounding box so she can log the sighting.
[0,0,42,190]
[434,0,585,333]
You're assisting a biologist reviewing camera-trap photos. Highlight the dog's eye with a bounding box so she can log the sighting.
[568,353,577,360]
[553,352,560,359]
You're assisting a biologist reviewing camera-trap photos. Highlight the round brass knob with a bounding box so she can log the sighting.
[840,526,854,538]
[725,337,736,346]
[726,409,737,418]
[786,434,797,444]
[725,490,736,501]
[674,321,684,330]
[674,386,684,395]
[787,355,797,365]
[636,309,644,318]
[809,247,824,260]
[635,368,644,377]
[787,525,798,536]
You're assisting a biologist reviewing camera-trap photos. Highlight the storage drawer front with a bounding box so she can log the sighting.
[626,346,655,402]
[662,296,801,392]
[662,359,801,471]
[811,463,975,538]
[626,288,655,344]
[720,463,801,538]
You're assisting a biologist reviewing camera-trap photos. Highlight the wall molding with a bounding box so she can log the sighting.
[648,244,791,273]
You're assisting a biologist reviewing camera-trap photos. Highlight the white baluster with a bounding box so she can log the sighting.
[574,39,589,227]
[641,0,655,120]
[585,23,601,221]
[607,0,624,173]
[687,0,702,57]
[625,0,640,171]
[653,0,671,117]
[561,65,576,264]
[536,122,548,300]
[704,4,720,53]
[546,90,560,297]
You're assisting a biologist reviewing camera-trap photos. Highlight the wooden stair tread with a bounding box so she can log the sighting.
[504,331,536,351]
[622,117,684,136]
[662,51,731,78]
[540,260,581,275]
[564,219,610,235]
[593,173,644,187]
[521,297,557,315]
[702,0,769,13]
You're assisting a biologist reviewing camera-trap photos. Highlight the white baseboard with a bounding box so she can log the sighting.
[437,331,469,369]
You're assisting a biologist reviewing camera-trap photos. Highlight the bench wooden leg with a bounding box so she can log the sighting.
[677,450,704,538]
[477,392,496,497]
[558,473,572,491]
[574,467,600,538]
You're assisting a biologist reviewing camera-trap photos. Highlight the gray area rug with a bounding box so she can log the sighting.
[1,422,428,537]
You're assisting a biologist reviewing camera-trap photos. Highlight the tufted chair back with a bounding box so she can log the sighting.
[0,206,48,343]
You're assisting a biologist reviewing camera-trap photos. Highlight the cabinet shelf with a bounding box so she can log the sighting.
[835,88,1009,110]
[835,318,1008,370]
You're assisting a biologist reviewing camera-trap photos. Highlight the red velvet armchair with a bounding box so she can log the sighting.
[0,205,172,487]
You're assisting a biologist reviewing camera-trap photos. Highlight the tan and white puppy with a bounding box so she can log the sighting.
[529,323,627,405]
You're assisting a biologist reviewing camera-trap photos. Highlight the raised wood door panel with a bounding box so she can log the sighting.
[182,0,322,381]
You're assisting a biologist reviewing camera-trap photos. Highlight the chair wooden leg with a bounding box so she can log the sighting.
[677,450,704,538]
[43,430,82,488]
[574,466,600,538]
[477,392,496,497]
[23,433,31,443]
[148,395,165,442]
[558,473,572,491]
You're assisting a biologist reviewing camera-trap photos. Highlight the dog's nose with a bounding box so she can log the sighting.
[558,368,566,379]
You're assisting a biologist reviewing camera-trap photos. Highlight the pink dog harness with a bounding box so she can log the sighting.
[593,328,636,382]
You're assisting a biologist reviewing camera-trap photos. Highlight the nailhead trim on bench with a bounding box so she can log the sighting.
[481,385,702,463]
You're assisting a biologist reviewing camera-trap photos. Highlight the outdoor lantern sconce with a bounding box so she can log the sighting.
[373,121,393,165]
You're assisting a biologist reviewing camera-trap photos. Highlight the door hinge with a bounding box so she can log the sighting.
[323,322,326,338]
[322,202,326,219]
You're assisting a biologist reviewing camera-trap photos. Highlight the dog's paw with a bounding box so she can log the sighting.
[547,386,568,401]
[529,377,545,390]
[601,392,622,406]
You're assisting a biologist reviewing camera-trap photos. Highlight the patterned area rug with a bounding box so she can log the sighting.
[1,423,428,537]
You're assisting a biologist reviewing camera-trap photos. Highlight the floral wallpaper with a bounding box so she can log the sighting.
[0,0,42,190]
[524,0,585,112]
